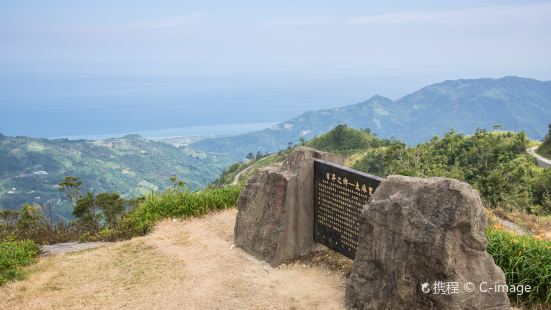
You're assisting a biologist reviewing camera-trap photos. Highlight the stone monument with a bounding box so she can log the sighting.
[345,175,510,309]
[234,147,343,266]
[234,149,510,309]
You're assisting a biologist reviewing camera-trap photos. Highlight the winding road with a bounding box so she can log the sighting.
[527,146,551,168]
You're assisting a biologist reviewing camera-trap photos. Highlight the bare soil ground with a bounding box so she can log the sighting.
[0,209,350,310]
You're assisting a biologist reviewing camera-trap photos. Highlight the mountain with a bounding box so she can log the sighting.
[0,134,232,218]
[191,76,551,159]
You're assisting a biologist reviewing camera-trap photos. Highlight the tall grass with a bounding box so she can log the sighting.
[486,228,551,305]
[0,240,39,285]
[127,185,241,235]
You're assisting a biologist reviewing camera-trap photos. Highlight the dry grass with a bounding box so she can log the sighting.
[0,235,187,309]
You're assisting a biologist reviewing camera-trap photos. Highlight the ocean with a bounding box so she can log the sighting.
[54,122,276,140]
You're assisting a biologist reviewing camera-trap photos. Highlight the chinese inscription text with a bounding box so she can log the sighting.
[314,159,383,259]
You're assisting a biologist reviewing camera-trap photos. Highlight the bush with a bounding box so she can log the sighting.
[486,228,551,305]
[126,185,241,236]
[0,204,80,245]
[0,240,39,285]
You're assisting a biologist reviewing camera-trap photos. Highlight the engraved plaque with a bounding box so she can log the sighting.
[314,159,383,259]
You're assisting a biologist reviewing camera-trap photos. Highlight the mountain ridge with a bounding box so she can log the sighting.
[191,76,551,159]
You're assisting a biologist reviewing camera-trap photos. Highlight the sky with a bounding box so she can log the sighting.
[1,1,550,137]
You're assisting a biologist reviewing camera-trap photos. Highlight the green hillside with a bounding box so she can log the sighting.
[0,134,232,219]
[192,77,551,160]
[307,124,392,155]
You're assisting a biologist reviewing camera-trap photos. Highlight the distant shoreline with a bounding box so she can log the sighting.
[50,122,276,141]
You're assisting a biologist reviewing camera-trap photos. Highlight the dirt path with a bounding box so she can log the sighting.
[493,217,530,236]
[41,242,110,256]
[0,209,348,309]
[232,155,276,185]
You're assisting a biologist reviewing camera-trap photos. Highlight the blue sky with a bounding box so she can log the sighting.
[1,1,551,136]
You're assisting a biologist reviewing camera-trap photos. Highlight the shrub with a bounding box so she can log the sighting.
[486,228,551,305]
[0,240,39,285]
[126,185,241,236]
[0,205,80,245]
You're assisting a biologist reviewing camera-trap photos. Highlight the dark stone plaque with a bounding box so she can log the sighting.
[314,159,383,259]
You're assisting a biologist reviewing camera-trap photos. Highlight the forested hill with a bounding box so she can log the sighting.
[0,134,232,218]
[191,76,551,159]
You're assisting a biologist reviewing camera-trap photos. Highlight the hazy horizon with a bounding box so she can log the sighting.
[1,1,551,137]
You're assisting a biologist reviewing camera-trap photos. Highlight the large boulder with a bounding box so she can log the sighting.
[346,175,510,309]
[234,147,343,266]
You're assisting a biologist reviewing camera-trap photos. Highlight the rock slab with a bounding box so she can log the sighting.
[346,175,510,310]
[234,147,342,266]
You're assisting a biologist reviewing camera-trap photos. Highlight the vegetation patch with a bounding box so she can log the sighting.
[353,129,551,215]
[1,176,241,246]
[127,184,241,236]
[0,240,39,285]
[486,228,551,305]
[536,125,551,158]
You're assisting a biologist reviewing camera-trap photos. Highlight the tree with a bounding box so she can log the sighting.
[246,152,255,160]
[299,136,306,146]
[96,193,125,228]
[73,192,99,231]
[58,176,82,206]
